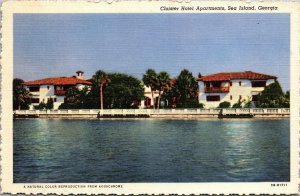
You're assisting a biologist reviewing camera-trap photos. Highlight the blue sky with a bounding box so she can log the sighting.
[14,14,290,90]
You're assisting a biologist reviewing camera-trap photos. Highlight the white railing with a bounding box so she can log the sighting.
[14,108,290,116]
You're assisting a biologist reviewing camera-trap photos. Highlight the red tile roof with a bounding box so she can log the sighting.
[197,71,277,82]
[23,77,93,86]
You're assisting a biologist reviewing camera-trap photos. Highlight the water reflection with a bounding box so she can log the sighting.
[14,119,289,182]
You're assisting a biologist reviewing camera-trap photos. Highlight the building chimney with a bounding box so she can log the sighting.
[76,71,84,80]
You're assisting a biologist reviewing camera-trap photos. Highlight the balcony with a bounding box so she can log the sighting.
[205,86,229,93]
[55,90,67,96]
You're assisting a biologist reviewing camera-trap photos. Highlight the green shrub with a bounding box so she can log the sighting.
[199,103,205,108]
[34,102,47,110]
[46,98,54,109]
[34,99,53,110]
[218,101,231,108]
[243,97,252,108]
[176,99,204,108]
[232,101,242,108]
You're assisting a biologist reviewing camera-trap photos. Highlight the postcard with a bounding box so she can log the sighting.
[1,1,299,195]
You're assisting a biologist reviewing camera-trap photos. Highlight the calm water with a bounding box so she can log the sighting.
[13,119,290,183]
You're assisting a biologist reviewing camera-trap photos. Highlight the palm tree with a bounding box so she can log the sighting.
[16,86,31,110]
[13,78,30,110]
[142,69,157,109]
[157,71,171,109]
[93,70,110,110]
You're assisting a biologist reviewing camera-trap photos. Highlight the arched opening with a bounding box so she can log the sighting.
[145,97,151,107]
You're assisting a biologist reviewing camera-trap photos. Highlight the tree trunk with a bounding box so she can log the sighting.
[157,91,162,109]
[100,84,103,110]
[151,88,155,109]
[157,87,165,109]
[18,102,21,110]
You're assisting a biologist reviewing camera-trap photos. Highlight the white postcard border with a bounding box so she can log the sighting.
[1,1,299,195]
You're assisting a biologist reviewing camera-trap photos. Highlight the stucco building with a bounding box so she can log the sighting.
[23,71,92,109]
[197,71,277,108]
[140,86,160,108]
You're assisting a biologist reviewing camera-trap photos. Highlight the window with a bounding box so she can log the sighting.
[29,86,40,92]
[31,98,39,103]
[204,82,210,87]
[145,97,151,107]
[47,86,50,90]
[239,81,242,86]
[252,95,258,101]
[230,95,232,100]
[212,81,221,87]
[54,98,57,102]
[206,95,220,102]
[229,82,232,86]
[251,81,266,87]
